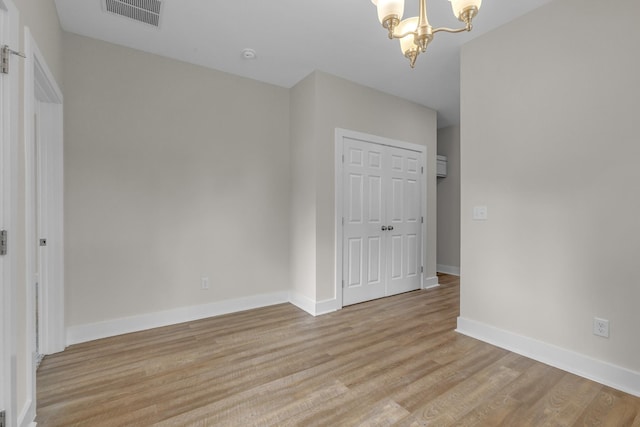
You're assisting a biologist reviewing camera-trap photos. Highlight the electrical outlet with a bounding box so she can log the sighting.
[201,277,209,290]
[593,317,609,338]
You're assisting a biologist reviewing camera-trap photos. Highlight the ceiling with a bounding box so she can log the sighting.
[54,0,553,128]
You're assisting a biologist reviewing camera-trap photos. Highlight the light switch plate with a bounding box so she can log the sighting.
[473,206,488,221]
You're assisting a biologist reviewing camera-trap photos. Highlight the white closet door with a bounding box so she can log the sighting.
[342,138,386,305]
[385,147,422,296]
[342,138,423,306]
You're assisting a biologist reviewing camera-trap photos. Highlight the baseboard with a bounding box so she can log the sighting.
[456,317,640,398]
[422,275,439,290]
[437,264,460,276]
[315,298,339,315]
[66,292,289,345]
[289,293,339,316]
[18,398,35,427]
[289,292,316,315]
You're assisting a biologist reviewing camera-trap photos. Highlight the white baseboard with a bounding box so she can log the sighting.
[437,264,460,276]
[315,298,339,315]
[289,292,316,315]
[423,276,439,290]
[456,317,640,398]
[289,292,339,316]
[66,292,289,346]
[18,398,35,427]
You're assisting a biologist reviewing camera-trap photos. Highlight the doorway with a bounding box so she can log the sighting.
[0,0,19,424]
[23,27,64,424]
[336,129,426,307]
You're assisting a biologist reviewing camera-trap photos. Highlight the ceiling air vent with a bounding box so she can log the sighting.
[103,0,163,27]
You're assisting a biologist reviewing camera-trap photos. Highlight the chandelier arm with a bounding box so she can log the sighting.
[432,25,471,34]
[391,29,419,40]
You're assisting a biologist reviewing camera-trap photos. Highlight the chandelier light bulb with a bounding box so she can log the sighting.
[375,0,405,25]
[449,0,482,21]
[397,17,419,66]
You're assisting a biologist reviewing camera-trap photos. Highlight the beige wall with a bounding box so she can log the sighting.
[64,35,438,326]
[289,73,317,301]
[461,0,640,372]
[18,0,63,84]
[437,125,460,271]
[290,71,438,303]
[63,34,291,326]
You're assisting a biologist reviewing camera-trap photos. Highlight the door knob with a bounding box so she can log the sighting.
[388,226,394,231]
[381,226,388,231]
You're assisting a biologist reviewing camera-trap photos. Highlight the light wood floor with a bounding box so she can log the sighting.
[37,274,640,426]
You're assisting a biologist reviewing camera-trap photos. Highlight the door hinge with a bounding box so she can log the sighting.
[421,166,424,174]
[421,216,424,224]
[421,266,424,273]
[1,44,26,74]
[0,230,7,256]
[0,409,5,427]
[342,154,345,163]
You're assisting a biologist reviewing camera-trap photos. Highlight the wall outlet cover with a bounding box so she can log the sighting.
[593,317,609,338]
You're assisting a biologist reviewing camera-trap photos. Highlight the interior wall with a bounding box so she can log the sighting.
[461,0,640,373]
[289,73,317,301]
[17,0,63,82]
[63,33,291,328]
[13,0,64,420]
[436,125,460,273]
[312,71,438,302]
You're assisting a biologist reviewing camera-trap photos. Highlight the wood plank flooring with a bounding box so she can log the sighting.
[36,274,640,426]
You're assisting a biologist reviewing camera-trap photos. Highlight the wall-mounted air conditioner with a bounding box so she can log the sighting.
[437,155,447,178]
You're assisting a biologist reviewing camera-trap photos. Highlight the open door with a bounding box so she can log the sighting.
[0,1,20,425]
[22,26,65,425]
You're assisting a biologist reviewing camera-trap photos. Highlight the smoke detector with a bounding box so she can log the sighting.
[102,0,164,27]
[242,49,257,60]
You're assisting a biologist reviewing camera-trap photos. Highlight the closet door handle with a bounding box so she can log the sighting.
[381,226,388,231]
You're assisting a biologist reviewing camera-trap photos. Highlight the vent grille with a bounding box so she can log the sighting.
[104,0,163,27]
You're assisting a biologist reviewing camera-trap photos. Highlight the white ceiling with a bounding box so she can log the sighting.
[54,0,553,128]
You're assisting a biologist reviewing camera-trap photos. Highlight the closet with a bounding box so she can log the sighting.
[342,136,424,306]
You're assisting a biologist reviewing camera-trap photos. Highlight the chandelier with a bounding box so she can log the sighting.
[371,0,482,68]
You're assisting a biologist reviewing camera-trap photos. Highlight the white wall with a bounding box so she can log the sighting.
[290,71,438,308]
[63,34,291,328]
[437,125,460,274]
[460,0,640,385]
[289,73,317,302]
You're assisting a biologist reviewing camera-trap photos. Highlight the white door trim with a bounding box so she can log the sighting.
[23,25,64,425]
[0,1,20,425]
[335,128,427,309]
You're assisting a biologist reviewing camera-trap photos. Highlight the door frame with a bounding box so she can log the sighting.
[22,25,64,423]
[0,0,20,425]
[334,128,427,309]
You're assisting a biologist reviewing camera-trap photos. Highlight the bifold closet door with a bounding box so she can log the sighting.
[385,146,422,296]
[342,138,422,306]
[343,139,386,305]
